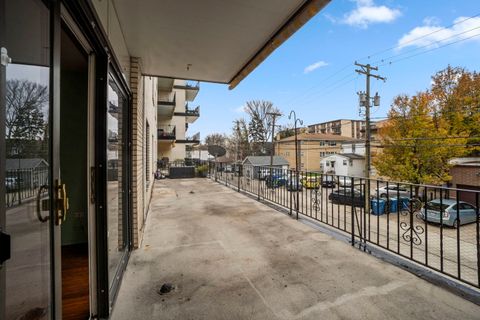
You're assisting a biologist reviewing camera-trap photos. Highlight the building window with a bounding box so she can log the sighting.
[301,152,304,156]
[320,152,325,157]
[301,163,304,168]
[328,141,336,146]
[343,160,347,166]
[319,141,325,146]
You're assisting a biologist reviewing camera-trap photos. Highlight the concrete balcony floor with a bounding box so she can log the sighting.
[111,179,480,320]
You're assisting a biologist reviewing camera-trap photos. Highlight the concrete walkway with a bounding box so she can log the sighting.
[111,179,480,320]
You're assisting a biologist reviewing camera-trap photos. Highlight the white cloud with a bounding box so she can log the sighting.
[304,60,329,74]
[397,16,480,50]
[342,0,401,28]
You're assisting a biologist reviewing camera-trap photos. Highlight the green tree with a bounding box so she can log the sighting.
[431,66,480,155]
[373,93,466,185]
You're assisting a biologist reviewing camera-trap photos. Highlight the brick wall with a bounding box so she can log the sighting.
[130,56,145,248]
[450,165,480,187]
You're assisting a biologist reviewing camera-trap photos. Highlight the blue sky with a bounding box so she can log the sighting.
[191,0,480,139]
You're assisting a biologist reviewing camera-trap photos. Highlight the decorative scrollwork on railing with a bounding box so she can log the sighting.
[400,222,424,246]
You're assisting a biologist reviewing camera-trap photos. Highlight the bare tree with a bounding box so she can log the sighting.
[204,133,227,147]
[244,100,281,155]
[227,118,250,160]
[5,79,48,156]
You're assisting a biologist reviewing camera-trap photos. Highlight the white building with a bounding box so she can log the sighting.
[320,141,366,177]
[320,154,366,177]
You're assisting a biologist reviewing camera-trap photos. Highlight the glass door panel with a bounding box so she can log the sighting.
[107,76,128,290]
[3,0,52,319]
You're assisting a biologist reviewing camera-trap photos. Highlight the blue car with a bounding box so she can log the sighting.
[418,199,478,228]
[265,174,287,188]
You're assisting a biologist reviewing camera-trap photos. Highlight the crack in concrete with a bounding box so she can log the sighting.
[286,280,408,319]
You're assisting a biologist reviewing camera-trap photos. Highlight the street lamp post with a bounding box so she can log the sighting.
[266,111,282,181]
[288,110,303,220]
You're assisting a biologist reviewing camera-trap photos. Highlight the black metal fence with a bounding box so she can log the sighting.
[213,165,480,289]
[5,167,49,208]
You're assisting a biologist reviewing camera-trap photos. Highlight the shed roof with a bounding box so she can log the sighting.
[243,156,289,166]
[6,158,49,170]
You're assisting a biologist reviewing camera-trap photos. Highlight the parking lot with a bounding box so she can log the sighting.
[216,171,480,288]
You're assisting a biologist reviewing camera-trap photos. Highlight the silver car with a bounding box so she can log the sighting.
[376,184,412,198]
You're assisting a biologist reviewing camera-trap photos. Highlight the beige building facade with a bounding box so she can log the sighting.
[308,119,366,139]
[275,133,355,172]
[157,79,200,163]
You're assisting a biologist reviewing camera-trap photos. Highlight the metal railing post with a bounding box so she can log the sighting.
[237,169,240,192]
[257,169,260,200]
[351,177,355,246]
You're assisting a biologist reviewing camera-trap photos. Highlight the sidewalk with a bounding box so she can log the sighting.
[111,178,480,320]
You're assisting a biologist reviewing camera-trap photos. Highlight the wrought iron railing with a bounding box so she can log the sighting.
[5,167,49,208]
[212,165,480,289]
[157,125,176,140]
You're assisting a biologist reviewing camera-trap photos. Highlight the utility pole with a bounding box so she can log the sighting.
[355,62,385,227]
[266,112,282,174]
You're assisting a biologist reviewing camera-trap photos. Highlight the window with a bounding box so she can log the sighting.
[343,160,347,166]
[320,141,325,146]
[320,152,325,157]
[349,160,353,166]
[301,163,305,168]
[301,152,304,156]
[328,141,337,146]
[460,203,476,210]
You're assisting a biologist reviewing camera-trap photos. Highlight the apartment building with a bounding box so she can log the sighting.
[308,119,366,139]
[0,0,330,319]
[275,133,355,171]
[157,78,201,164]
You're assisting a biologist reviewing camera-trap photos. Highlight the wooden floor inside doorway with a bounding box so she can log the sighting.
[62,244,89,320]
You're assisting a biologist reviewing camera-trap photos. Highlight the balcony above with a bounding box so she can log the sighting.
[157,77,174,91]
[176,132,200,145]
[175,104,200,123]
[157,92,176,119]
[174,81,200,101]
[157,125,176,143]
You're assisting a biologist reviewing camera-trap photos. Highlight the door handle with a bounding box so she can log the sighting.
[54,180,69,226]
[36,185,50,223]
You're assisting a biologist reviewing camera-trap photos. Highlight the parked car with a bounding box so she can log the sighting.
[418,199,478,228]
[5,177,18,192]
[286,176,303,191]
[258,168,272,180]
[328,189,365,207]
[265,174,287,188]
[321,175,336,188]
[301,176,321,189]
[375,184,412,198]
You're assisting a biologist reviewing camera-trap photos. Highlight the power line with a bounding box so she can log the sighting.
[357,13,480,62]
[380,32,480,67]
[372,25,480,66]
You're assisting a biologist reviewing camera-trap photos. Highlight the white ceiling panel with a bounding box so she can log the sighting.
[112,0,330,87]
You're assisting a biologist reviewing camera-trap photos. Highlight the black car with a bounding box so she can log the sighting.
[286,177,303,191]
[328,189,364,207]
[321,176,336,188]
